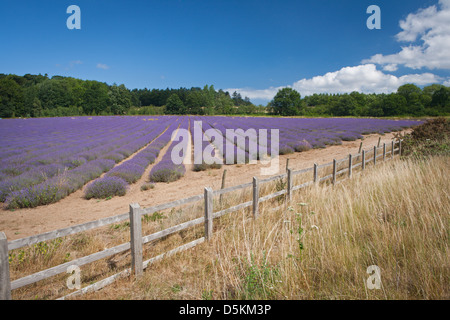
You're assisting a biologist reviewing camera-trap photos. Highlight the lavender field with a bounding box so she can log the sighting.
[0,116,421,209]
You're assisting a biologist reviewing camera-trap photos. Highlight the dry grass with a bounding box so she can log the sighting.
[75,156,449,300]
[10,156,449,300]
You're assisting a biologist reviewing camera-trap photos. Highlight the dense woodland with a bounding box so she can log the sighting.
[0,73,449,118]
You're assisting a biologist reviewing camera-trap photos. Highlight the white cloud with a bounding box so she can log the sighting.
[56,60,82,70]
[363,0,450,70]
[383,64,398,72]
[69,60,83,67]
[96,63,110,70]
[227,2,449,102]
[225,86,284,101]
[227,64,440,101]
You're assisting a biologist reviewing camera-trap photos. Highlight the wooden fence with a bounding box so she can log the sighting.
[0,140,402,300]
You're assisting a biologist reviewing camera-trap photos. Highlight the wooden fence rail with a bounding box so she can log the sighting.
[0,139,402,300]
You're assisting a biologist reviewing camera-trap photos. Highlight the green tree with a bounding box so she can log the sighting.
[108,84,132,115]
[185,90,204,115]
[165,93,186,114]
[382,93,407,116]
[82,81,110,115]
[330,94,357,116]
[0,77,24,117]
[271,88,302,116]
[397,84,422,105]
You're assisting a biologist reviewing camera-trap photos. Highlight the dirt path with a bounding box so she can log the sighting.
[0,130,407,241]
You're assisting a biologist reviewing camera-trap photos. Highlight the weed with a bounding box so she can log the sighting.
[240,252,280,299]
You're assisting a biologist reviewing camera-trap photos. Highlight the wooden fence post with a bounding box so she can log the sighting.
[391,140,394,159]
[313,163,318,184]
[362,150,366,171]
[383,143,386,161]
[348,154,353,178]
[287,168,293,202]
[219,169,227,208]
[399,139,402,157]
[129,203,143,278]
[204,187,213,241]
[332,159,337,185]
[252,177,259,219]
[373,146,377,166]
[0,232,11,300]
[286,158,290,172]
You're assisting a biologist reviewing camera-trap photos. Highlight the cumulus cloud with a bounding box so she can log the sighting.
[226,2,448,102]
[225,86,284,101]
[96,63,110,70]
[363,0,450,70]
[227,64,440,101]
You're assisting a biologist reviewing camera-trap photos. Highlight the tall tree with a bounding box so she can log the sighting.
[165,93,186,114]
[271,88,302,116]
[0,77,24,117]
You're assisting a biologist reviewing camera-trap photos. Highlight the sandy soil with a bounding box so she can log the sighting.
[0,130,407,241]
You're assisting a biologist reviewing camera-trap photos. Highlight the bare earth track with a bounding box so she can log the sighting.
[0,130,408,240]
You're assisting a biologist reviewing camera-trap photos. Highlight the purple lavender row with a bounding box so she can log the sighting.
[3,117,176,207]
[0,117,173,202]
[190,117,222,171]
[0,117,163,181]
[148,117,189,183]
[204,116,250,164]
[84,117,181,199]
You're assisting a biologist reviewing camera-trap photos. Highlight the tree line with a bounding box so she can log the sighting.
[270,85,450,117]
[0,73,258,118]
[0,73,448,118]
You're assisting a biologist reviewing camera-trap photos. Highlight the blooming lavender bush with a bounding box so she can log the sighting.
[149,118,188,182]
[84,176,128,199]
[149,162,186,182]
[6,180,67,209]
[0,115,423,208]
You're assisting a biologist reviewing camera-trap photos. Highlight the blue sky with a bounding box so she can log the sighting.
[1,0,449,104]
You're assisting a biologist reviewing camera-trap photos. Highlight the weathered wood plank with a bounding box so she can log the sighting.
[252,177,259,219]
[313,163,318,184]
[8,212,129,251]
[0,232,11,300]
[292,167,313,176]
[58,268,131,300]
[142,217,204,244]
[391,140,395,159]
[11,242,131,290]
[213,182,252,196]
[204,187,213,241]
[259,189,287,202]
[287,169,293,202]
[351,162,362,169]
[319,174,333,182]
[142,194,204,216]
[317,161,333,169]
[59,237,205,300]
[259,173,287,184]
[332,159,337,185]
[129,203,143,277]
[214,201,253,219]
[292,181,313,191]
[336,168,349,176]
[143,237,205,269]
[348,154,353,178]
[362,150,366,171]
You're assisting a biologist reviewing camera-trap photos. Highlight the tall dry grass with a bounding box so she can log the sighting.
[11,156,449,300]
[81,156,448,300]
